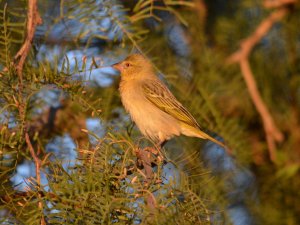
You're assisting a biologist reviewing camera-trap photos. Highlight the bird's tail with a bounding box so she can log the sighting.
[181,124,230,153]
[196,129,232,154]
[195,129,226,148]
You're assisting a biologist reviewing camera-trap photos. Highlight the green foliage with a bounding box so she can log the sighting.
[0,4,26,68]
[0,0,224,224]
[2,134,222,224]
[1,0,300,224]
[44,134,216,224]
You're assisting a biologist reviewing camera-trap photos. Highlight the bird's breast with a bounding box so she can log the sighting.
[119,81,154,126]
[119,80,180,142]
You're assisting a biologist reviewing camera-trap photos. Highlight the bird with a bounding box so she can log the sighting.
[112,54,226,150]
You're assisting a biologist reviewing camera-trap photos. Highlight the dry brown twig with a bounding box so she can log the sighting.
[263,0,297,8]
[14,0,42,84]
[193,0,207,25]
[239,60,283,161]
[137,149,154,183]
[227,8,289,64]
[135,146,163,211]
[12,0,44,223]
[25,133,46,225]
[227,1,297,161]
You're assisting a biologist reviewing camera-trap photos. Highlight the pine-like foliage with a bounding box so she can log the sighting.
[0,0,300,224]
[3,133,220,224]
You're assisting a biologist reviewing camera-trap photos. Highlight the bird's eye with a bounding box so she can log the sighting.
[125,63,131,68]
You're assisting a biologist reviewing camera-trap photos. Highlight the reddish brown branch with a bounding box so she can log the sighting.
[226,4,296,161]
[137,148,153,183]
[25,133,45,225]
[25,133,41,174]
[227,8,289,64]
[11,0,42,133]
[263,0,297,8]
[240,59,283,161]
[14,0,42,84]
[194,0,207,25]
[136,147,159,210]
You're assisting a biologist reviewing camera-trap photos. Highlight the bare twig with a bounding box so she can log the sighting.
[136,147,158,210]
[194,0,207,25]
[12,3,46,217]
[240,59,283,161]
[227,8,289,64]
[226,4,296,161]
[14,0,42,84]
[136,148,154,184]
[10,0,42,133]
[25,133,45,225]
[263,0,297,8]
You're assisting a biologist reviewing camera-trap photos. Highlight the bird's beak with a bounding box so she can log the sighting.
[112,62,122,71]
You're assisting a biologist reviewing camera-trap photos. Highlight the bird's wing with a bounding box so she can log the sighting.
[142,79,200,129]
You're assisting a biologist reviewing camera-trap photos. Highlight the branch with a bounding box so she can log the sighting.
[240,59,283,161]
[226,4,296,161]
[136,147,160,211]
[137,148,154,183]
[25,133,46,225]
[193,0,207,25]
[263,0,297,8]
[227,8,289,64]
[14,0,42,84]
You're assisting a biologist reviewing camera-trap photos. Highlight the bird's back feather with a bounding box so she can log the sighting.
[142,79,226,149]
[142,79,200,129]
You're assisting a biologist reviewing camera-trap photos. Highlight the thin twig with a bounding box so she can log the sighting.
[11,0,42,134]
[226,4,296,161]
[14,0,42,85]
[263,0,297,8]
[240,59,283,161]
[227,8,289,64]
[136,148,154,184]
[193,0,207,25]
[136,147,157,210]
[25,133,45,225]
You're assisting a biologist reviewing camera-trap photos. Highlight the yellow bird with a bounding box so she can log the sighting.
[113,54,226,149]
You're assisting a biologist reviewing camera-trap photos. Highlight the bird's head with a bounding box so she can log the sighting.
[112,54,155,80]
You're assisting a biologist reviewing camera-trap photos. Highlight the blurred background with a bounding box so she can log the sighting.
[0,0,299,224]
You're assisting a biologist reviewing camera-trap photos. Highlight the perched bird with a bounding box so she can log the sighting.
[112,54,226,149]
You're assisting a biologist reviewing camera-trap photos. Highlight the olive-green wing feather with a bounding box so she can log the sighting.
[142,80,228,150]
[142,80,200,129]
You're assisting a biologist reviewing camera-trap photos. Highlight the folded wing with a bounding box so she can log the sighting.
[142,80,200,129]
